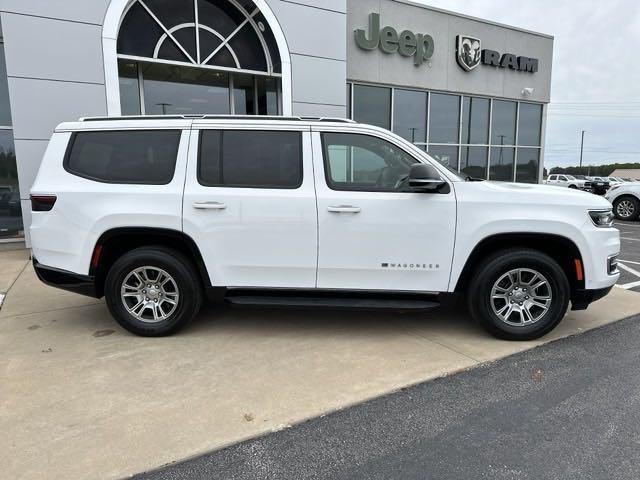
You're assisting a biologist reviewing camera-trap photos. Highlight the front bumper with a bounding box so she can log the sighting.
[570,286,614,311]
[33,258,99,298]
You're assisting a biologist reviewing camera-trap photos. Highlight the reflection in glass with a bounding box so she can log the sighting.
[429,93,460,144]
[142,63,230,115]
[489,147,515,181]
[323,132,417,191]
[518,103,542,146]
[393,89,427,143]
[234,74,255,115]
[118,61,141,115]
[461,96,489,144]
[0,41,12,126]
[491,100,516,145]
[257,77,278,115]
[426,145,458,170]
[460,146,488,178]
[516,148,540,183]
[353,85,391,129]
[0,129,22,239]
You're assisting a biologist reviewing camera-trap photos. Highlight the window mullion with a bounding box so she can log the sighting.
[137,63,146,115]
[194,0,201,64]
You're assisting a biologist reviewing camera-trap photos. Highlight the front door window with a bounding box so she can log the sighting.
[322,132,418,191]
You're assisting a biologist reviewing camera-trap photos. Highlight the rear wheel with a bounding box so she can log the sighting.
[467,249,570,340]
[613,196,640,221]
[104,246,203,336]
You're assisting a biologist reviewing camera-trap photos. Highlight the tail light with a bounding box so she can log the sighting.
[30,194,57,212]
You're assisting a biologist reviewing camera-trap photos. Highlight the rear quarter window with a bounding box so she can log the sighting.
[64,130,181,184]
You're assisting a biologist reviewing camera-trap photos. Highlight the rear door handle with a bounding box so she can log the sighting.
[193,201,227,210]
[327,205,361,213]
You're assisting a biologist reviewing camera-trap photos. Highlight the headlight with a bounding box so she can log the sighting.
[609,185,621,192]
[589,209,615,227]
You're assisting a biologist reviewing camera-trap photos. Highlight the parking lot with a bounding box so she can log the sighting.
[615,221,640,291]
[1,221,640,479]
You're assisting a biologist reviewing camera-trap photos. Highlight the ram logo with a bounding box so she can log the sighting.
[456,35,481,71]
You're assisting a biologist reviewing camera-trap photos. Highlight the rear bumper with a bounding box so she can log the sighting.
[571,286,614,311]
[33,258,99,298]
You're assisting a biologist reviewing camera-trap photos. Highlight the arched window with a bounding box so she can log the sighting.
[116,0,283,116]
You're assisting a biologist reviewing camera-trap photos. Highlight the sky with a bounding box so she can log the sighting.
[412,0,640,169]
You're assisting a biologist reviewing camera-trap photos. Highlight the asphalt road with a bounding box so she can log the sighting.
[137,314,640,480]
[616,220,640,292]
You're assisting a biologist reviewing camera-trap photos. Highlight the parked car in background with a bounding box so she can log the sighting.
[0,185,14,210]
[606,182,640,220]
[605,177,623,186]
[7,191,21,216]
[587,176,610,195]
[544,174,591,190]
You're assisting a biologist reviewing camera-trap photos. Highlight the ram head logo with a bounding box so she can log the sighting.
[456,35,481,71]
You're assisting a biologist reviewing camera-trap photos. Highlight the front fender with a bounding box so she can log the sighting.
[448,218,590,292]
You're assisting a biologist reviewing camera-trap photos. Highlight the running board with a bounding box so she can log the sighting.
[224,291,440,310]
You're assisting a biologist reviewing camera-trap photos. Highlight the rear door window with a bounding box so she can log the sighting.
[198,130,302,189]
[65,130,181,184]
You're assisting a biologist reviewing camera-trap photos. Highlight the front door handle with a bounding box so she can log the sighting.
[193,201,227,210]
[327,205,361,213]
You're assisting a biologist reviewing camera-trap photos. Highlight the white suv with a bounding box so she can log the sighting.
[544,174,591,190]
[30,116,620,340]
[606,182,640,220]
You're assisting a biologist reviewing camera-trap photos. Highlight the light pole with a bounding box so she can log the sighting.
[156,103,172,115]
[579,130,586,169]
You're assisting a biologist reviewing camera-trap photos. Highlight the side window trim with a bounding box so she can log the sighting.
[196,129,304,190]
[63,129,182,185]
[320,131,420,193]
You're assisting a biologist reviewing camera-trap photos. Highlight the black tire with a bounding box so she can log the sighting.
[467,248,570,341]
[104,246,203,336]
[568,184,578,189]
[613,195,640,221]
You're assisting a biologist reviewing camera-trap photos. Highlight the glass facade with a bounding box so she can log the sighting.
[352,84,391,129]
[0,38,22,241]
[119,60,280,116]
[348,82,543,183]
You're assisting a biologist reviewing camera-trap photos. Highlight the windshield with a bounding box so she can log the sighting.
[565,175,576,180]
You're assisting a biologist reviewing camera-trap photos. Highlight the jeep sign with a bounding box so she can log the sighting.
[354,13,434,66]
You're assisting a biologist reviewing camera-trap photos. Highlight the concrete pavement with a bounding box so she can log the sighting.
[1,251,640,479]
[142,314,640,480]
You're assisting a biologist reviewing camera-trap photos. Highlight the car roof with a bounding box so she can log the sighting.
[55,115,358,132]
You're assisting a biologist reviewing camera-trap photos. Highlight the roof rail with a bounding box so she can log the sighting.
[79,114,356,123]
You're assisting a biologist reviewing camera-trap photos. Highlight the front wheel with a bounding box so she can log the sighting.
[568,184,578,189]
[467,249,570,340]
[613,196,640,221]
[104,246,203,336]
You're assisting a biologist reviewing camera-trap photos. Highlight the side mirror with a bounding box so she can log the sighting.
[408,163,446,192]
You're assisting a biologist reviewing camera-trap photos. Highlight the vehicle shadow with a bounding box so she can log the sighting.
[181,296,476,340]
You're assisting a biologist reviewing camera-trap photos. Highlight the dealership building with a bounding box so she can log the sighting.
[0,0,553,243]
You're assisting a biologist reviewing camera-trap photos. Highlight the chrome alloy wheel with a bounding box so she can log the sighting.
[490,268,552,327]
[616,200,635,219]
[120,266,179,323]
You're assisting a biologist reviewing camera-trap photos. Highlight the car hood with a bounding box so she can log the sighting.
[455,180,613,209]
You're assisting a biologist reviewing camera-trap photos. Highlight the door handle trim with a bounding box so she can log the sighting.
[193,201,227,210]
[327,205,361,213]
